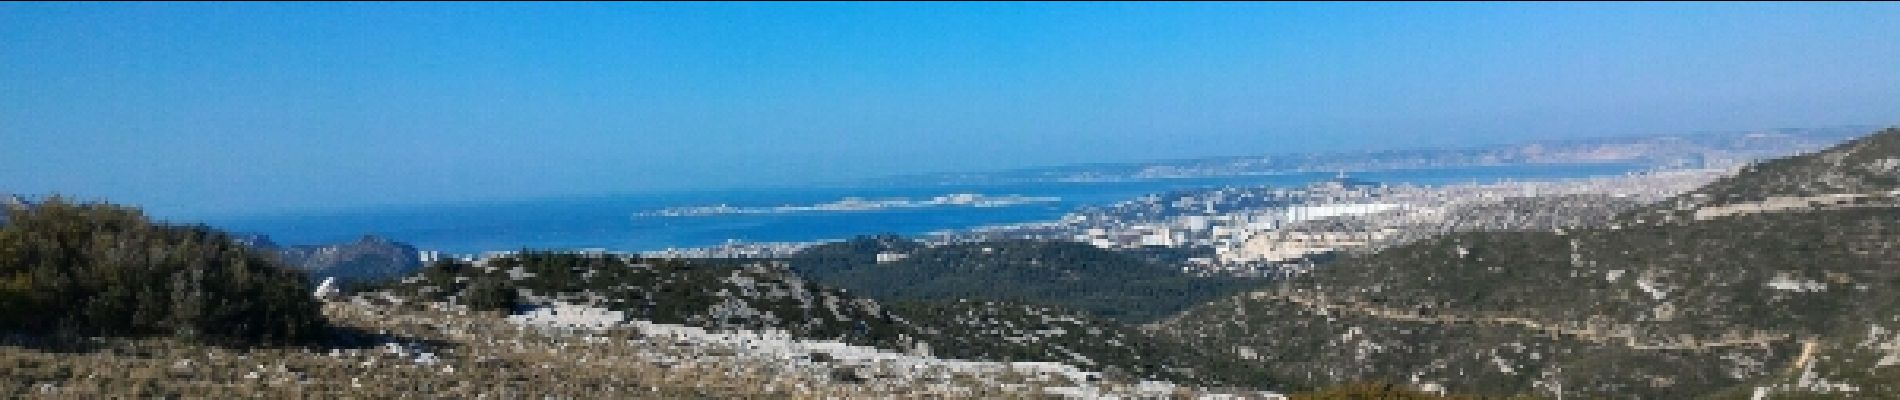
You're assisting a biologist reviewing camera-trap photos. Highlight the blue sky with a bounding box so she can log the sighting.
[3,2,1897,218]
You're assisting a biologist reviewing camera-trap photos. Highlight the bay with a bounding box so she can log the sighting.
[202,163,1646,254]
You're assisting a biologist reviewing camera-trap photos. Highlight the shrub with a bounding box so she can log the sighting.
[0,198,325,346]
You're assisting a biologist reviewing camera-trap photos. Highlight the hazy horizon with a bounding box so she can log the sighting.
[5,3,1898,218]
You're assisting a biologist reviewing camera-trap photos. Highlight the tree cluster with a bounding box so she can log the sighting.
[0,198,324,346]
[789,237,1266,322]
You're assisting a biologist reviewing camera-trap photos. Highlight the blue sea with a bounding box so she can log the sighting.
[203,164,1647,254]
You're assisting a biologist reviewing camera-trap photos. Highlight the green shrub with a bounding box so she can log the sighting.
[0,198,325,346]
[462,277,519,311]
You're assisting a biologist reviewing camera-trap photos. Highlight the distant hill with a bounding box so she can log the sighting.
[874,126,1870,185]
[1154,127,1900,398]
[240,234,422,283]
[788,237,1267,322]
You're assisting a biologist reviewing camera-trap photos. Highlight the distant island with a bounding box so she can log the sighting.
[633,193,1062,217]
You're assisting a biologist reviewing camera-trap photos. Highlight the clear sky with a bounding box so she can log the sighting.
[3,2,1897,218]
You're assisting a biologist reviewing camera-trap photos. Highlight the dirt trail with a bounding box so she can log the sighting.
[1788,339,1822,373]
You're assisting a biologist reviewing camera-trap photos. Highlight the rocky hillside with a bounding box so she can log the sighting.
[361,251,1229,384]
[1154,127,1900,398]
[1669,127,1900,208]
[2,299,1283,398]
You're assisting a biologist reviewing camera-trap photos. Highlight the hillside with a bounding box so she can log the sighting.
[1668,127,1900,208]
[3,299,1282,398]
[1154,127,1900,398]
[789,237,1266,322]
[358,251,1239,384]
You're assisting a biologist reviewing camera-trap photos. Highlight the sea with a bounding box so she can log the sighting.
[203,164,1647,254]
